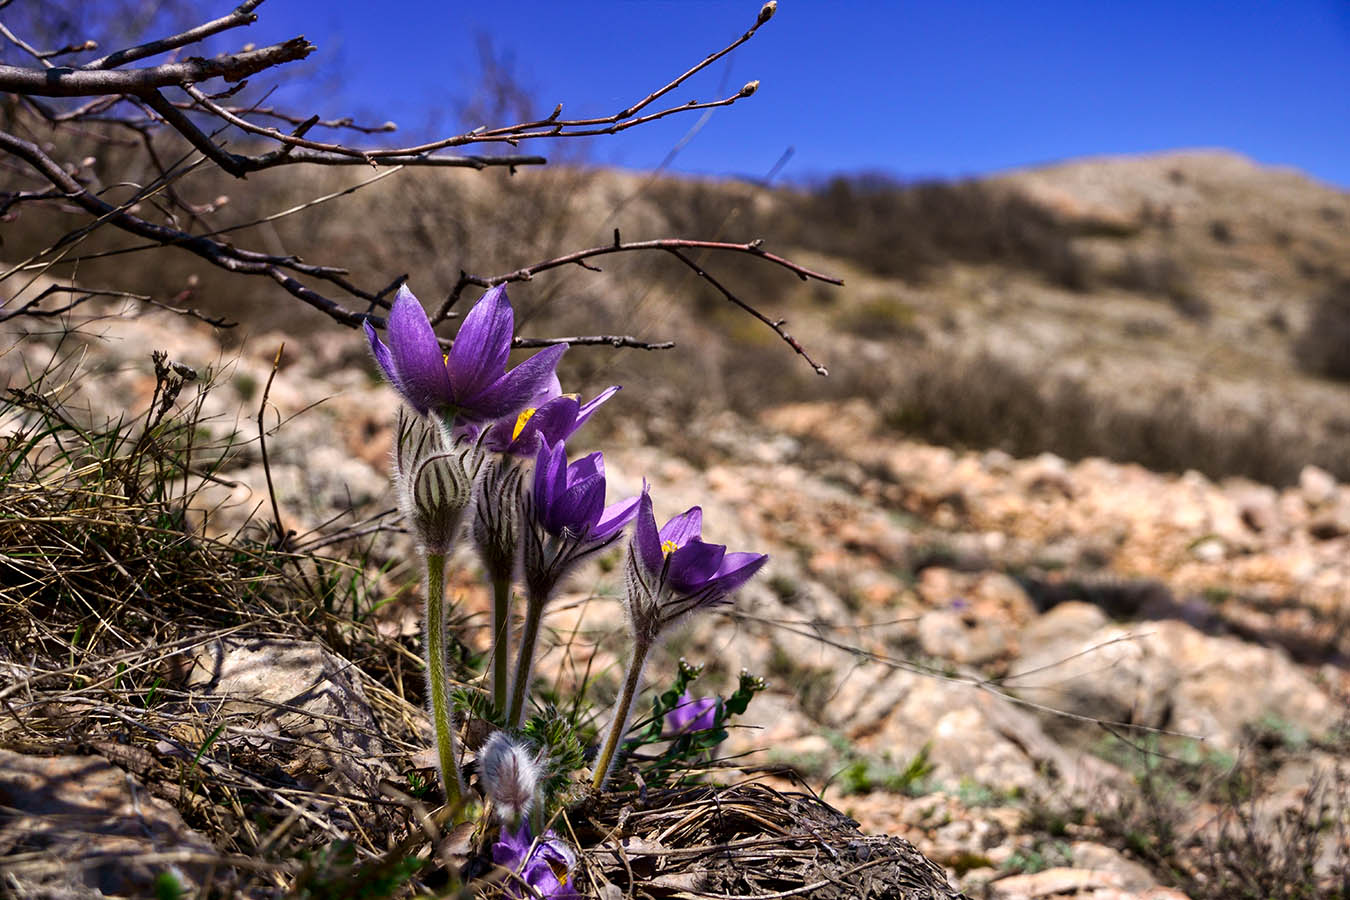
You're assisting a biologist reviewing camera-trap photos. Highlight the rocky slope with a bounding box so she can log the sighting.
[3,151,1349,898]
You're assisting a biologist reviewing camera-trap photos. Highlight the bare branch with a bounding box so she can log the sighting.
[168,100,397,135]
[435,238,842,319]
[0,127,371,323]
[141,90,248,176]
[0,38,314,97]
[0,285,148,322]
[665,247,829,376]
[241,146,546,172]
[81,0,266,70]
[0,0,833,373]
[513,335,677,351]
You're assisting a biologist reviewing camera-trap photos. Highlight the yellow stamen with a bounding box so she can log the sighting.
[512,407,537,442]
[661,539,678,556]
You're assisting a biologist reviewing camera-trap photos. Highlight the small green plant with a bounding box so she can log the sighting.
[291,840,427,900]
[1002,839,1073,874]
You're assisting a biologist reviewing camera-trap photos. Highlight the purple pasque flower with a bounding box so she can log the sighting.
[492,823,581,900]
[624,490,768,642]
[530,439,637,542]
[663,691,721,737]
[364,284,566,426]
[483,384,620,457]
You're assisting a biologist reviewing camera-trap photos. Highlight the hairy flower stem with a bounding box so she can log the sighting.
[490,575,512,718]
[506,589,547,728]
[424,552,464,808]
[591,634,654,792]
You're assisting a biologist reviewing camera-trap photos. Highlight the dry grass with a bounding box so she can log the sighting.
[0,351,444,897]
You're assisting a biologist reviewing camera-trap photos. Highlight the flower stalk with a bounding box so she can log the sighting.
[591,633,653,792]
[424,552,465,806]
[491,574,513,717]
[506,586,547,728]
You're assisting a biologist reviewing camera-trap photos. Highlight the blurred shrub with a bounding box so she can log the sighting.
[780,174,1092,290]
[1111,252,1210,321]
[1295,281,1350,381]
[885,348,1327,485]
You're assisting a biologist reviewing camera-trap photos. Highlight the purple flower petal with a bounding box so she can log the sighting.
[385,286,453,416]
[658,507,703,549]
[492,822,533,866]
[486,395,579,454]
[667,539,726,592]
[632,489,664,576]
[364,320,399,383]
[553,474,605,535]
[446,285,514,399]
[664,692,721,736]
[706,551,769,597]
[524,396,582,445]
[531,373,563,405]
[491,825,581,900]
[468,344,568,422]
[533,440,567,522]
[591,493,640,541]
[573,385,620,431]
[567,451,603,486]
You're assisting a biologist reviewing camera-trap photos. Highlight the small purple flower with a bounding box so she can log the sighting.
[663,691,720,737]
[625,490,768,639]
[364,284,566,425]
[492,824,581,900]
[483,385,620,457]
[530,440,638,544]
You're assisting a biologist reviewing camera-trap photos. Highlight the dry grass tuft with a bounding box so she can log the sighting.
[0,350,443,897]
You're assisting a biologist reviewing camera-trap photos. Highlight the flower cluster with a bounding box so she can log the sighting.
[366,283,768,893]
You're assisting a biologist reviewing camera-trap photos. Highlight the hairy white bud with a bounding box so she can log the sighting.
[758,1,776,25]
[479,731,540,825]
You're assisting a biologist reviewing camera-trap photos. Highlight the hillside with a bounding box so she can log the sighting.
[3,151,1349,899]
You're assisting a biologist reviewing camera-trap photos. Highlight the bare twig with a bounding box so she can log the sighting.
[0,38,315,97]
[665,247,829,376]
[0,0,833,372]
[513,334,677,351]
[81,0,266,70]
[430,236,839,373]
[257,343,290,549]
[0,285,149,322]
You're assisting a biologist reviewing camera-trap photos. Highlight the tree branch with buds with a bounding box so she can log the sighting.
[1,1,833,373]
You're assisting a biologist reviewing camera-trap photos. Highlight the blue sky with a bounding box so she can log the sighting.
[245,1,1350,187]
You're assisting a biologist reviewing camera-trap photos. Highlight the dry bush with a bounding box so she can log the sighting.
[780,175,1093,290]
[1111,252,1211,322]
[883,347,1335,486]
[1295,281,1350,381]
[1077,726,1350,900]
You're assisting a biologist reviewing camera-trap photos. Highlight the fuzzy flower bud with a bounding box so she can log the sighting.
[758,1,776,25]
[480,731,541,826]
[739,80,760,98]
[472,454,524,583]
[402,439,485,555]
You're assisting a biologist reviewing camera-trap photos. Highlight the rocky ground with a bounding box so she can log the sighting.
[3,278,1346,898]
[5,148,1350,899]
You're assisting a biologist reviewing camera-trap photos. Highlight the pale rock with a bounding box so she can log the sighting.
[1299,464,1337,507]
[0,749,222,897]
[919,608,1010,665]
[991,866,1123,898]
[188,637,395,802]
[1069,842,1157,892]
